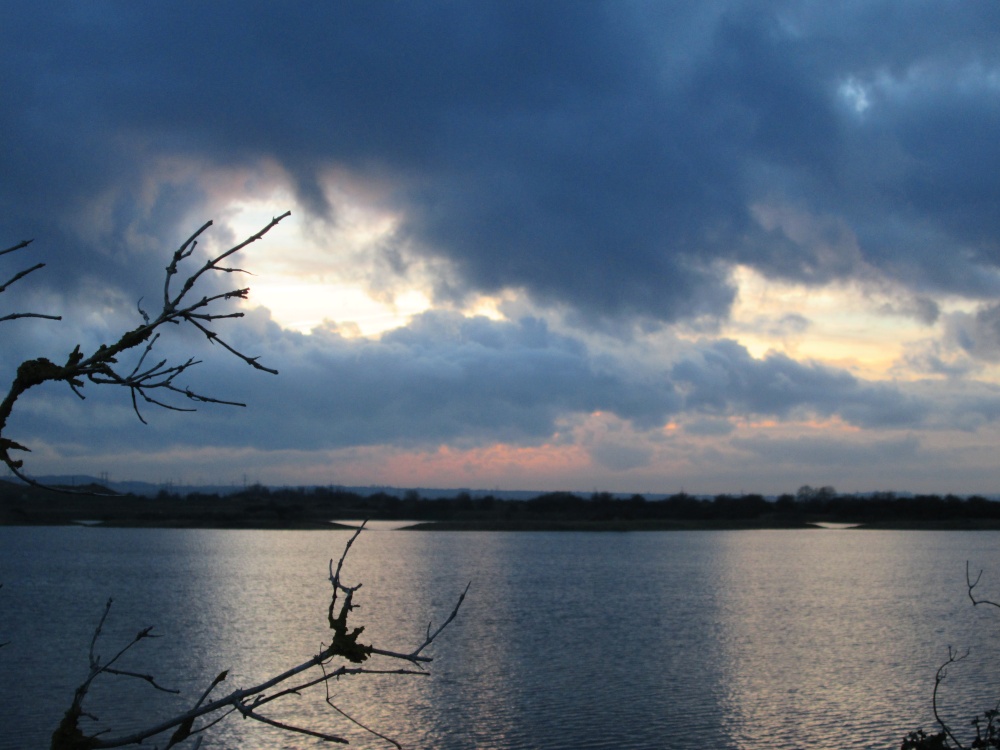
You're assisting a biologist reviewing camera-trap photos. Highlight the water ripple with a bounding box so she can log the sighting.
[2,528,999,749]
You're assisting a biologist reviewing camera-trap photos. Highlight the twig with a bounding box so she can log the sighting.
[0,213,289,487]
[370,579,471,663]
[54,531,469,749]
[0,239,62,321]
[324,662,404,750]
[932,646,970,749]
[236,705,350,744]
[0,239,33,257]
[967,561,1000,610]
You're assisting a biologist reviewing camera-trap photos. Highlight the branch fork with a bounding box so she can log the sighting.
[51,524,470,749]
[0,213,289,488]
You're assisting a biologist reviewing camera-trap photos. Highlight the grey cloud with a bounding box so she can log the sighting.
[769,313,811,338]
[672,338,930,428]
[588,440,655,472]
[8,309,681,456]
[778,313,810,332]
[942,305,1000,362]
[877,296,940,326]
[242,310,682,448]
[682,417,736,437]
[8,298,1000,472]
[838,386,930,429]
[5,2,1000,329]
[731,434,923,469]
[900,350,974,379]
[9,0,1000,489]
[907,379,1000,432]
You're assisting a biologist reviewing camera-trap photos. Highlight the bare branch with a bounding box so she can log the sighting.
[0,239,33,257]
[0,261,47,294]
[52,531,468,749]
[53,600,172,749]
[932,646,971,750]
[370,579,472,663]
[186,316,278,374]
[234,706,349,744]
[0,310,63,323]
[166,211,291,312]
[0,240,63,322]
[0,213,289,486]
[163,221,213,309]
[101,668,180,694]
[907,564,1000,749]
[966,561,1000,610]
[325,668,404,750]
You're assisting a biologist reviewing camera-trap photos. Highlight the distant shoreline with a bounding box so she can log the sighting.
[5,480,1000,531]
[6,518,1000,532]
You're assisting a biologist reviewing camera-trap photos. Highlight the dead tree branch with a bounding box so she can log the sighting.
[930,646,971,750]
[0,240,62,323]
[967,561,1000,611]
[0,214,289,487]
[51,525,469,749]
[905,564,1000,749]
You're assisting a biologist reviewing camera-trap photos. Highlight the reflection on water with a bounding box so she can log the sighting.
[1,528,999,749]
[331,519,428,530]
[809,521,863,529]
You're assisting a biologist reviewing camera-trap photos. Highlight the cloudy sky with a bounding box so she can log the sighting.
[3,1,1000,495]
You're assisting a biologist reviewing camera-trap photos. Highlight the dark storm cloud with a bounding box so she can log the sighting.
[6,309,682,454]
[5,1,1000,325]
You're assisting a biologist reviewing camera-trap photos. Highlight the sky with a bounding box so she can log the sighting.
[3,1,1000,495]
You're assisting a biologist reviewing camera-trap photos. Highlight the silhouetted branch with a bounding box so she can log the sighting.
[930,646,971,749]
[0,213,289,486]
[325,673,404,750]
[905,564,1000,749]
[0,240,62,323]
[51,526,469,749]
[967,561,1000,611]
[370,579,471,664]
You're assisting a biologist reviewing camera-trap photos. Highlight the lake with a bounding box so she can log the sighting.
[2,526,1000,749]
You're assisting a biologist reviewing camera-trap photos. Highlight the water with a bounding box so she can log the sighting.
[2,526,1000,749]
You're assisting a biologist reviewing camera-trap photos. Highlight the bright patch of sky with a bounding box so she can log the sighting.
[221,197,432,336]
[838,77,871,114]
[725,265,948,380]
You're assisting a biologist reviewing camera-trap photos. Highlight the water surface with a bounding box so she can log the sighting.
[1,527,999,749]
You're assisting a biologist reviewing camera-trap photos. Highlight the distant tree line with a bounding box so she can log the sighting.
[6,480,997,528]
[223,484,1000,525]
